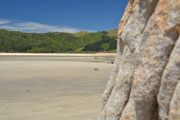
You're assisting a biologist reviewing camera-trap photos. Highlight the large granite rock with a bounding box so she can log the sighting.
[99,0,180,120]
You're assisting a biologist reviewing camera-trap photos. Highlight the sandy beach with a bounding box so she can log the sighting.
[0,55,114,120]
[0,53,116,57]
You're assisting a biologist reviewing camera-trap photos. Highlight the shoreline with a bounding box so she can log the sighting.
[0,53,116,57]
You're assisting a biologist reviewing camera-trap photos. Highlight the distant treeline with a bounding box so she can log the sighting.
[0,29,117,53]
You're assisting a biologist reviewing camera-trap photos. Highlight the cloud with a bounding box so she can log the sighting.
[0,19,11,25]
[0,19,95,33]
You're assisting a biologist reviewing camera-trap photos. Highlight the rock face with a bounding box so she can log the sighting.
[99,0,180,120]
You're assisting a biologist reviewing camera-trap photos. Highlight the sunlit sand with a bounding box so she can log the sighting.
[0,55,114,120]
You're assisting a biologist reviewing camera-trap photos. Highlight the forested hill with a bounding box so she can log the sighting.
[0,29,117,53]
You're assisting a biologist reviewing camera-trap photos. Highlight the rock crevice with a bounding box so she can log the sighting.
[99,0,180,120]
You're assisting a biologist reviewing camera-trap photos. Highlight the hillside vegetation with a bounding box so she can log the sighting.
[0,29,117,53]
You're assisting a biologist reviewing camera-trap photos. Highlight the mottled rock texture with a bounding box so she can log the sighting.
[99,0,180,120]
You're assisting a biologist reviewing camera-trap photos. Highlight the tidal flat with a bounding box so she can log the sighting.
[0,55,113,120]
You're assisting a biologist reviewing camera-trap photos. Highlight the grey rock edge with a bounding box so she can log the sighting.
[99,0,180,120]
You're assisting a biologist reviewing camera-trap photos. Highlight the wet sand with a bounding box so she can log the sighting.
[0,55,113,120]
